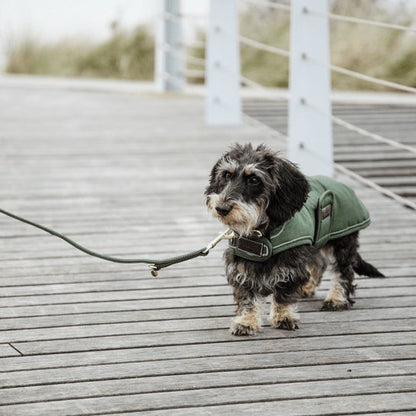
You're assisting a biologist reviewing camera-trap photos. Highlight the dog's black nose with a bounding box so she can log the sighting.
[215,204,232,217]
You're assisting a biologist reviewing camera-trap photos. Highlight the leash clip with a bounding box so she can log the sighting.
[149,264,159,278]
[149,228,234,278]
[203,228,235,254]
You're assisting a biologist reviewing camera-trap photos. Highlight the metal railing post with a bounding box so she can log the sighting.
[155,0,185,92]
[288,0,333,176]
[205,0,242,125]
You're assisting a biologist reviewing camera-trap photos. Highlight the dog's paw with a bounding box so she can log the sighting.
[300,279,317,298]
[231,323,257,336]
[300,287,316,298]
[230,310,261,336]
[272,317,299,331]
[321,299,353,311]
[270,304,300,331]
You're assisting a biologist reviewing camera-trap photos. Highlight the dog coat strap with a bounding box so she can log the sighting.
[230,234,273,261]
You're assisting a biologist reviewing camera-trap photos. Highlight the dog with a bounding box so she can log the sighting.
[205,143,384,336]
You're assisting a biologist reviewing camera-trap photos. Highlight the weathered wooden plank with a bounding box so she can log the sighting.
[0,251,412,282]
[0,265,414,289]
[1,360,414,406]
[0,344,20,357]
[0,285,414,309]
[0,285,232,308]
[1,239,413,267]
[0,266,411,290]
[10,319,416,355]
[1,295,233,318]
[1,274,414,298]
[1,345,414,389]
[0,375,414,415]
[1,233,414,258]
[0,264,410,292]
[2,312,415,344]
[1,305,415,332]
[2,332,415,373]
[0,293,414,320]
[113,393,416,416]
[0,238,412,269]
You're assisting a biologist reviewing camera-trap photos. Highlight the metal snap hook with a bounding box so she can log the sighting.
[203,228,235,254]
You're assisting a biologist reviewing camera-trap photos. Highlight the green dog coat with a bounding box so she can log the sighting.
[230,176,371,262]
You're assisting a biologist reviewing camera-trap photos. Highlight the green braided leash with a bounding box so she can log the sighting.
[0,208,233,277]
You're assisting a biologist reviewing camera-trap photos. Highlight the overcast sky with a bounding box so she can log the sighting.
[0,0,209,69]
[2,0,415,42]
[0,0,209,39]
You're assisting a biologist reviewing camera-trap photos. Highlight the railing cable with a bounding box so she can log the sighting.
[240,37,416,94]
[317,9,416,33]
[329,63,416,94]
[335,164,416,211]
[240,75,289,99]
[187,40,205,49]
[187,55,205,66]
[186,69,205,78]
[331,115,416,155]
[239,36,290,57]
[242,0,416,33]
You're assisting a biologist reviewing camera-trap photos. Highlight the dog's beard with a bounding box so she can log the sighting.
[207,193,265,236]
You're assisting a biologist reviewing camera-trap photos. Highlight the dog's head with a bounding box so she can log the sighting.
[205,143,310,235]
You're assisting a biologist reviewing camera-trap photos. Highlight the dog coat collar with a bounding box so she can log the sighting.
[230,176,371,262]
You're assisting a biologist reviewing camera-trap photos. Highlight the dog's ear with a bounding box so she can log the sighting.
[204,158,222,198]
[266,156,310,225]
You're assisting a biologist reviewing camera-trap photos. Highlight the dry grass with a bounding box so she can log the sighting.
[238,0,416,91]
[5,1,416,91]
[6,23,154,81]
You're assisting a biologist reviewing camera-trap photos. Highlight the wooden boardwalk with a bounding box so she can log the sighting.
[0,77,415,415]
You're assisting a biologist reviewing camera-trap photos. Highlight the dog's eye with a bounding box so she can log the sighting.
[247,175,260,186]
[224,171,232,181]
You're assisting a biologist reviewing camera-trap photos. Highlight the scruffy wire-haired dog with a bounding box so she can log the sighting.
[205,143,384,336]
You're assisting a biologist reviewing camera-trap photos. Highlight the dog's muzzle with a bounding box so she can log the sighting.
[215,204,233,217]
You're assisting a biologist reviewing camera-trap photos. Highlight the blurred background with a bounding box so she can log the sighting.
[1,0,415,91]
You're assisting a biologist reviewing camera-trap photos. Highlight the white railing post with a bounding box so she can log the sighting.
[288,0,333,176]
[155,0,185,92]
[205,0,242,125]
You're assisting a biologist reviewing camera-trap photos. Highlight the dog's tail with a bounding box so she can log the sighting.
[354,253,385,278]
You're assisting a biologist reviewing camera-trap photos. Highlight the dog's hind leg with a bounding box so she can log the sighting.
[321,233,358,311]
[301,250,327,298]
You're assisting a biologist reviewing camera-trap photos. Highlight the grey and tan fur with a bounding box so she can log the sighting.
[205,143,384,336]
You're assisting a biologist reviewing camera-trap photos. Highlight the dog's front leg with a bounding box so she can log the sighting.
[230,285,261,336]
[269,253,310,330]
[269,297,299,330]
